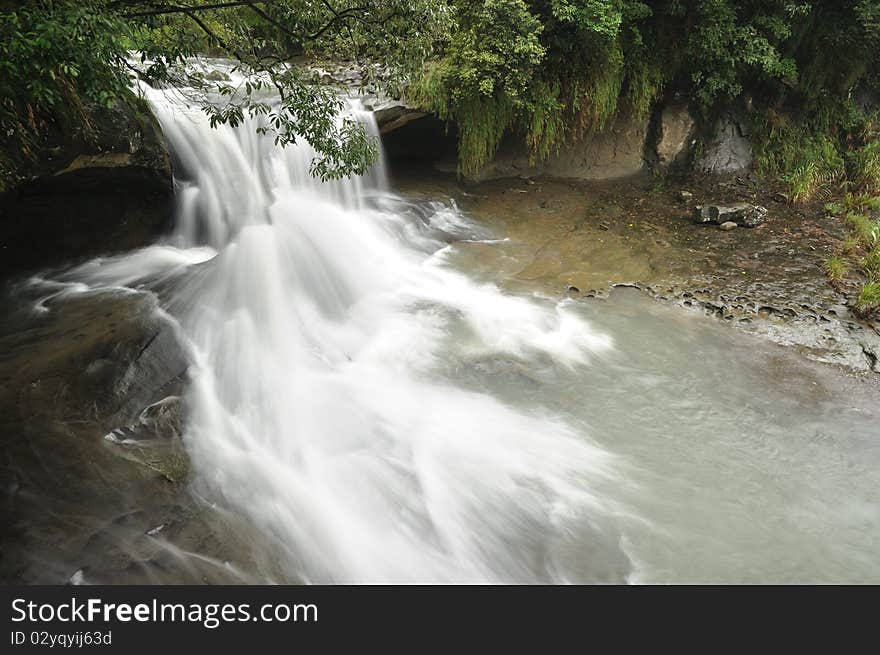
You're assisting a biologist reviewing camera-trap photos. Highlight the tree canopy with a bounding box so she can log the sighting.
[412,0,880,176]
[0,0,450,180]
[1,1,879,182]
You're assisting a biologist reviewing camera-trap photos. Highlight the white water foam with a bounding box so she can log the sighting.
[41,69,623,583]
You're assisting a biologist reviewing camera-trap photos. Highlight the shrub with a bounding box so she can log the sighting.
[845,213,880,246]
[850,141,880,195]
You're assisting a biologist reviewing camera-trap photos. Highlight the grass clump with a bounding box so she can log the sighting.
[862,246,880,277]
[840,235,862,255]
[827,194,880,317]
[826,193,880,217]
[753,114,846,204]
[825,200,846,216]
[855,281,880,313]
[845,213,880,246]
[824,256,850,283]
[850,141,880,196]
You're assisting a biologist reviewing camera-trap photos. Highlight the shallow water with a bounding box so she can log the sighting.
[1,68,878,584]
[452,287,880,583]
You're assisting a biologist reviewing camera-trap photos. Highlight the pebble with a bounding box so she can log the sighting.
[719,221,738,231]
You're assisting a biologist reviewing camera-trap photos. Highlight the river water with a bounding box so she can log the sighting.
[1,70,878,583]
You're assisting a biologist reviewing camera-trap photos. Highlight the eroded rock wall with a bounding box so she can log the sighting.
[0,92,173,277]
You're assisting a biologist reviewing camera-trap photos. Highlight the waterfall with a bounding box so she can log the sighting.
[60,67,624,583]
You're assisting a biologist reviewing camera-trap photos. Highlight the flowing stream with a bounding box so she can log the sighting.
[4,67,880,583]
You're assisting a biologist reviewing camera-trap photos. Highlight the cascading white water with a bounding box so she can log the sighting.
[60,68,627,583]
[15,62,880,584]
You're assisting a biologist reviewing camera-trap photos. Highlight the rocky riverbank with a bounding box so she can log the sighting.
[394,170,880,377]
[0,284,257,584]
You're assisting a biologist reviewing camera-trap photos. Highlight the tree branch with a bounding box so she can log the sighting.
[123,0,276,18]
[185,10,243,60]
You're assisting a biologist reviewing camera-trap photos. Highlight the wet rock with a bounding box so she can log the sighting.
[67,569,86,586]
[104,392,187,483]
[719,221,738,231]
[373,102,427,135]
[0,91,173,277]
[0,290,210,583]
[698,115,753,174]
[694,203,768,228]
[773,192,790,204]
[136,395,183,438]
[204,69,230,82]
[656,100,696,167]
[462,111,650,182]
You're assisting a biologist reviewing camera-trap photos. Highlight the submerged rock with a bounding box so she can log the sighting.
[694,203,768,228]
[719,221,738,231]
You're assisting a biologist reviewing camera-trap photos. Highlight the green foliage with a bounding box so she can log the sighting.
[444,0,545,102]
[862,245,880,275]
[412,0,658,176]
[410,0,546,175]
[410,0,880,178]
[827,192,880,215]
[856,280,880,312]
[825,201,846,216]
[841,235,863,255]
[0,1,131,138]
[0,1,447,182]
[551,0,625,37]
[2,0,879,183]
[850,141,880,195]
[829,196,880,314]
[750,103,854,203]
[824,255,850,282]
[845,212,880,246]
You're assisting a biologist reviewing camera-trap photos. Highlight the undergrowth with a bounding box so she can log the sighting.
[824,193,880,317]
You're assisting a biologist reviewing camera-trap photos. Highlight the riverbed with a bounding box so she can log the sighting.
[1,80,878,584]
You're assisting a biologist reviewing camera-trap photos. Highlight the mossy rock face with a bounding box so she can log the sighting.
[0,89,173,278]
